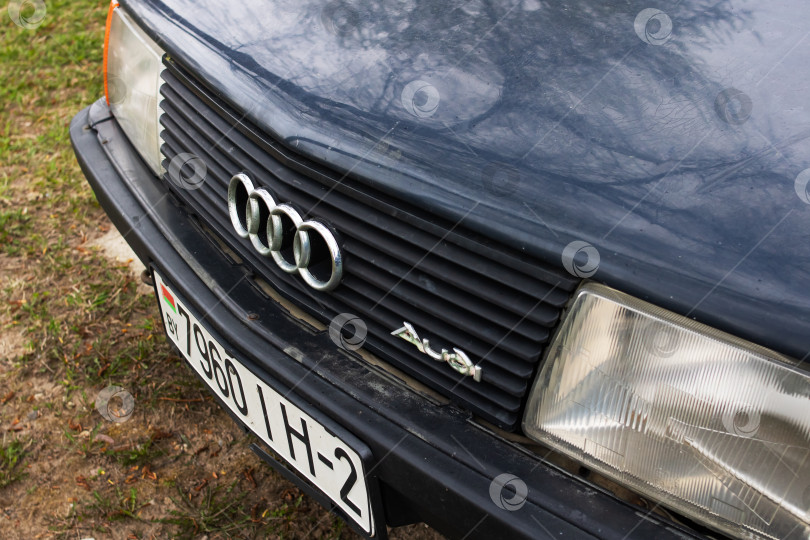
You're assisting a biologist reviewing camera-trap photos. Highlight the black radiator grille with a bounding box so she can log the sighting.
[158,60,578,429]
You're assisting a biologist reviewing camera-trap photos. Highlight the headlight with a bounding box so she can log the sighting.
[523,283,810,540]
[103,3,164,175]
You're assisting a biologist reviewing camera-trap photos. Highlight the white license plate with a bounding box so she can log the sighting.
[153,271,374,535]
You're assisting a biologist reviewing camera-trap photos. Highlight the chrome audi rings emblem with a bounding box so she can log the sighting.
[228,173,343,292]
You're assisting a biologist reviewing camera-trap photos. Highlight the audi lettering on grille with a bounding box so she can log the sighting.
[227,173,343,292]
[391,322,482,382]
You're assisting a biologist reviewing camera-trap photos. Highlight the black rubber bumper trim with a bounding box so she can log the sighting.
[70,100,703,540]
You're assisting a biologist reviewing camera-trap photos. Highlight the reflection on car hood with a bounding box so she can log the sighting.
[124,0,810,360]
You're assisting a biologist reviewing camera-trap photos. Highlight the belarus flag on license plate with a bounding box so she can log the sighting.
[161,283,177,313]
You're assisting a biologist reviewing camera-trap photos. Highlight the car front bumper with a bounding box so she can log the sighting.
[70,98,700,540]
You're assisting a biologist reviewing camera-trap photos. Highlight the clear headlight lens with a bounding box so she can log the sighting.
[104,4,164,175]
[523,283,810,539]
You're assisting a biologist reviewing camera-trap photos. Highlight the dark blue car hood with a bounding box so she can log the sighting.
[123,0,810,361]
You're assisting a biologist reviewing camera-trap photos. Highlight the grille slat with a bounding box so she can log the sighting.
[341,266,545,360]
[336,276,537,378]
[158,62,576,429]
[345,248,547,342]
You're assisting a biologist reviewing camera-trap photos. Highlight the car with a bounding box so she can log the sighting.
[71,1,810,539]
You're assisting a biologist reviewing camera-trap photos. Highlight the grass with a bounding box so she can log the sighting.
[0,208,31,253]
[0,437,29,487]
[87,486,150,521]
[160,481,256,537]
[108,433,166,467]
